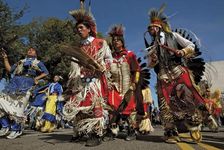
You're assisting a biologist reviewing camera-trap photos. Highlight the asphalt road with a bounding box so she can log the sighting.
[0,126,223,150]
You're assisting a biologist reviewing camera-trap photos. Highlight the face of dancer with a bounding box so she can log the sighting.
[112,36,123,50]
[149,26,160,37]
[54,75,60,82]
[27,48,37,57]
[76,23,91,39]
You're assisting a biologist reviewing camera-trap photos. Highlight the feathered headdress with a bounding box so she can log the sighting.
[148,4,171,33]
[108,24,125,48]
[108,24,125,37]
[69,8,97,37]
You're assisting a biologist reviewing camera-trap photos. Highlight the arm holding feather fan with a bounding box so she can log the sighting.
[158,32,195,58]
[61,45,105,75]
[174,32,195,58]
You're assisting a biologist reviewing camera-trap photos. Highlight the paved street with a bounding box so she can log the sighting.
[0,126,223,150]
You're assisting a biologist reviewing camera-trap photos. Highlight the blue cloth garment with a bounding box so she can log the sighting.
[0,78,7,92]
[3,76,34,94]
[48,82,63,96]
[41,82,63,123]
[31,83,50,107]
[42,112,56,123]
[31,93,47,107]
[56,101,64,113]
[2,57,49,95]
[0,57,49,133]
[11,122,21,131]
[10,57,49,77]
[0,117,10,128]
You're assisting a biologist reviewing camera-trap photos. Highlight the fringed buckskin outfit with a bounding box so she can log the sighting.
[62,5,113,146]
[63,36,112,137]
[108,49,139,117]
[106,24,141,141]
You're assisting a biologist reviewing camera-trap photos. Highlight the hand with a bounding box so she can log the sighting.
[176,50,185,57]
[1,48,8,59]
[130,83,136,91]
[34,77,39,85]
[158,42,163,47]
[150,51,158,62]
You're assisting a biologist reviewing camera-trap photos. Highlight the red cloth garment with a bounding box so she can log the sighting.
[77,38,105,108]
[159,67,205,105]
[108,49,139,115]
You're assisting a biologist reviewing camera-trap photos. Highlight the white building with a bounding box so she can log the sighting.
[203,60,224,92]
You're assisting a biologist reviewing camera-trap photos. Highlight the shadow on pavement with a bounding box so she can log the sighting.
[116,132,164,143]
[202,135,224,143]
[136,135,164,143]
[39,133,73,144]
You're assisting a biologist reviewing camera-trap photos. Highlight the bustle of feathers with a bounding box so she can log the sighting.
[69,9,97,37]
[133,57,151,116]
[146,5,205,85]
[108,24,125,37]
[174,28,205,84]
[137,57,151,89]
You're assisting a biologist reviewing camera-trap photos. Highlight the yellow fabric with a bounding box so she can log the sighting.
[149,23,162,28]
[212,89,222,108]
[162,23,172,33]
[41,121,55,133]
[142,87,153,104]
[135,71,140,83]
[45,95,57,115]
[182,47,194,58]
[214,100,222,109]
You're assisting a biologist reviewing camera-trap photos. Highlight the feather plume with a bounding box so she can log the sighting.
[60,45,104,73]
[69,8,97,37]
[148,4,171,33]
[174,28,205,84]
[108,24,125,37]
[137,57,151,89]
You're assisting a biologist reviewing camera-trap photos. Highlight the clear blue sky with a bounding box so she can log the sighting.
[6,0,224,107]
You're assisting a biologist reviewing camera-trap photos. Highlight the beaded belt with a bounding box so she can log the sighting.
[81,77,97,83]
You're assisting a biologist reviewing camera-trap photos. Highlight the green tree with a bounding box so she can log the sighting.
[23,17,77,84]
[1,0,106,88]
[0,0,27,75]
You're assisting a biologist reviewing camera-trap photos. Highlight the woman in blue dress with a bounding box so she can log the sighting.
[0,69,10,92]
[0,47,49,139]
